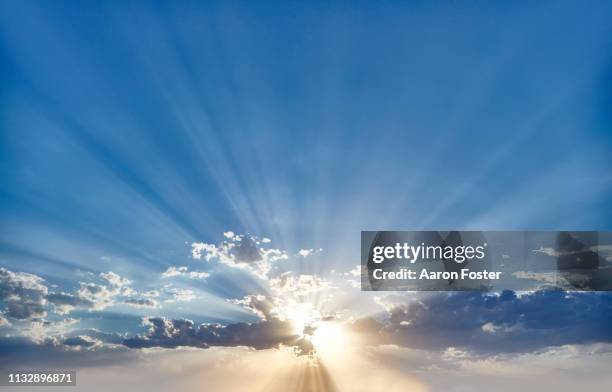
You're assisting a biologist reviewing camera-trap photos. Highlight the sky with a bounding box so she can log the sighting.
[1,1,612,391]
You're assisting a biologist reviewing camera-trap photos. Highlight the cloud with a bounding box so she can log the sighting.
[592,245,612,261]
[124,318,208,349]
[224,273,334,328]
[296,248,323,258]
[3,265,205,320]
[66,328,125,345]
[76,282,118,310]
[532,247,559,257]
[123,316,301,352]
[161,266,210,280]
[512,271,591,289]
[532,244,612,262]
[163,287,195,303]
[142,290,160,298]
[230,294,277,320]
[0,336,133,368]
[46,292,94,315]
[100,271,131,288]
[22,318,80,343]
[361,291,612,355]
[191,234,288,278]
[0,268,48,319]
[124,298,160,308]
[52,269,161,313]
[269,273,331,300]
[342,266,362,288]
[346,266,361,277]
[72,271,137,311]
[2,267,163,320]
[297,249,313,257]
[63,335,101,348]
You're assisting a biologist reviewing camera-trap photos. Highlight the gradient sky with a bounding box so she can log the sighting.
[1,1,612,391]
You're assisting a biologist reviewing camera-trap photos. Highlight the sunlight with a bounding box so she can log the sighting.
[283,301,349,360]
[284,302,350,361]
[285,303,320,336]
[310,321,346,356]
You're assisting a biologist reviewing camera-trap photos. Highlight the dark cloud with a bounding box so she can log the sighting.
[231,294,276,320]
[231,236,263,264]
[123,318,207,349]
[0,336,133,368]
[0,268,48,319]
[63,336,98,347]
[5,300,46,319]
[46,292,94,314]
[123,316,302,352]
[293,336,315,357]
[353,291,612,354]
[124,298,159,308]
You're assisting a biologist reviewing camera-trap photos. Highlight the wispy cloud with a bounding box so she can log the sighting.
[161,266,210,280]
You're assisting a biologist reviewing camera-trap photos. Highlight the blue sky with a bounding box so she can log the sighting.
[1,1,612,390]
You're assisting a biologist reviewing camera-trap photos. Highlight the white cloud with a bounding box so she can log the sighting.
[161,266,210,280]
[297,249,313,257]
[163,287,196,303]
[23,318,79,343]
[72,271,137,311]
[297,248,323,258]
[63,335,102,349]
[142,290,160,298]
[346,265,361,277]
[0,268,140,318]
[269,273,331,299]
[191,234,288,278]
[100,271,131,288]
[76,283,118,310]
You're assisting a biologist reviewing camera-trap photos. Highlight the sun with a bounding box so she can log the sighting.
[286,304,318,336]
[310,321,344,350]
[285,304,347,358]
